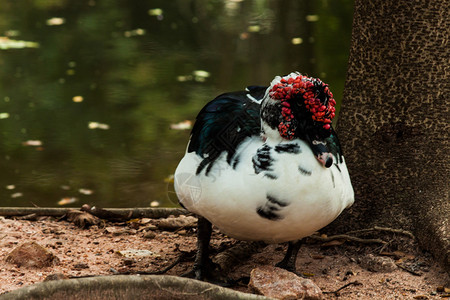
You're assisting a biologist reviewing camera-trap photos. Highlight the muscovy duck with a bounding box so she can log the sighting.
[174,72,354,280]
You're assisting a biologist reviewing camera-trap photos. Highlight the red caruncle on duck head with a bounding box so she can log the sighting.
[268,73,337,140]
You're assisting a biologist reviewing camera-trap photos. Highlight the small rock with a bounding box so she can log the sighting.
[359,254,397,272]
[143,224,158,231]
[73,262,89,270]
[122,258,136,266]
[143,231,157,239]
[44,273,69,281]
[6,241,60,268]
[249,266,323,300]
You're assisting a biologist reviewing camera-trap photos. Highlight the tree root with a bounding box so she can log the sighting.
[0,206,189,220]
[309,234,387,244]
[214,241,267,273]
[345,226,415,239]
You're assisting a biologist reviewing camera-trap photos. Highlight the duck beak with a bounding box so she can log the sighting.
[311,140,333,168]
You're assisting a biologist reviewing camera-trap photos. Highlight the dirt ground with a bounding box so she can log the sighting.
[0,214,449,299]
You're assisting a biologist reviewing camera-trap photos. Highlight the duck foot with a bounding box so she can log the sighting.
[275,239,303,274]
[181,216,230,285]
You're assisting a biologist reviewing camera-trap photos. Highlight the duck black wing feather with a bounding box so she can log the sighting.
[325,127,344,164]
[188,86,266,175]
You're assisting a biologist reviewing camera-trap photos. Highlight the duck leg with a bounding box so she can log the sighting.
[275,239,303,273]
[181,216,221,281]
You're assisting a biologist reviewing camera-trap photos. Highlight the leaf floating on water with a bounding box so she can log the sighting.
[22,140,43,147]
[72,96,83,103]
[58,197,78,206]
[150,201,160,207]
[176,75,193,82]
[6,185,15,190]
[291,37,303,45]
[124,28,146,37]
[11,193,23,198]
[5,30,20,37]
[0,112,9,119]
[148,8,163,16]
[164,174,174,183]
[247,25,261,32]
[169,120,192,130]
[78,188,94,195]
[306,15,320,22]
[193,70,210,82]
[88,122,110,130]
[46,17,65,26]
[0,37,39,50]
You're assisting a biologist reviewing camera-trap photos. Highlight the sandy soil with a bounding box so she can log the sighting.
[0,215,449,299]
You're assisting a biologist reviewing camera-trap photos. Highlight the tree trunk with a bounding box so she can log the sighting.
[333,0,449,273]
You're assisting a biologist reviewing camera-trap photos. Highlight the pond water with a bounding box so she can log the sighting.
[0,0,353,208]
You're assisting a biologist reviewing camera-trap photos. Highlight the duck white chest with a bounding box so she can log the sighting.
[175,138,354,243]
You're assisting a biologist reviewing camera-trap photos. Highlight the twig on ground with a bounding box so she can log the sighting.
[345,226,415,239]
[396,264,422,276]
[309,234,387,244]
[150,251,195,275]
[323,281,363,295]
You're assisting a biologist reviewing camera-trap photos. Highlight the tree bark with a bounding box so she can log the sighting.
[333,0,449,273]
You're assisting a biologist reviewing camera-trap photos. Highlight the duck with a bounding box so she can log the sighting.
[174,72,354,280]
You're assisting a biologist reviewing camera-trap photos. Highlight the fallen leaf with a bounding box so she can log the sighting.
[0,37,39,49]
[66,210,99,228]
[291,37,303,45]
[306,15,319,22]
[124,28,146,37]
[58,197,78,205]
[116,249,159,258]
[192,70,210,78]
[148,8,163,16]
[88,122,110,130]
[72,96,83,102]
[247,25,260,32]
[46,17,65,26]
[22,140,43,146]
[78,188,93,195]
[169,120,192,130]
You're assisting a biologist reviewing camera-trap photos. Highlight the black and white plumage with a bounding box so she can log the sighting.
[174,72,354,279]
